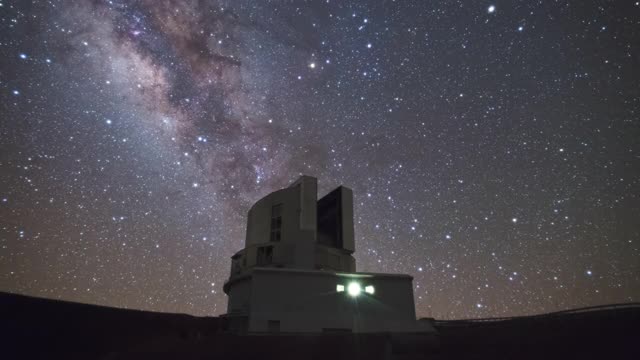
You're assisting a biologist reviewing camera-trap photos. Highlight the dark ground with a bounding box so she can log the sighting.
[1,292,638,359]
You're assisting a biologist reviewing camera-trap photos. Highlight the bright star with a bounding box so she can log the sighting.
[19,53,27,59]
[309,62,316,69]
[488,5,496,13]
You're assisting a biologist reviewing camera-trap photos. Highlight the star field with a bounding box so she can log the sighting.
[1,0,639,318]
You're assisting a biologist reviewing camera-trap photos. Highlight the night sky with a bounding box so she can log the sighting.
[1,0,639,319]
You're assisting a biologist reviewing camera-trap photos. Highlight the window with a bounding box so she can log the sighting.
[268,320,280,332]
[232,258,241,274]
[270,204,283,242]
[257,246,273,266]
[231,254,243,274]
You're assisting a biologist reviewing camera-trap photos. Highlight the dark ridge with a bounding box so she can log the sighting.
[2,291,639,359]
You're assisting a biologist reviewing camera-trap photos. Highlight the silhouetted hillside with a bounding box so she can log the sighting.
[1,292,638,359]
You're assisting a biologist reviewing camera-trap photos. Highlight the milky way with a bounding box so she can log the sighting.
[1,1,639,318]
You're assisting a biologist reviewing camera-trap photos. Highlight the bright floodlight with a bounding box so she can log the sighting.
[336,284,345,292]
[347,282,361,297]
[365,285,375,294]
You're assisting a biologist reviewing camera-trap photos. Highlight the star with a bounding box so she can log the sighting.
[0,0,635,322]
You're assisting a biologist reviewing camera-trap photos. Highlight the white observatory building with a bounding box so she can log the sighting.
[223,176,433,334]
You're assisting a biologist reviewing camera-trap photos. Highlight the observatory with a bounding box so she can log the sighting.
[223,176,432,334]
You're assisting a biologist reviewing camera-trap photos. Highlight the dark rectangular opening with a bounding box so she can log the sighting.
[268,320,280,333]
[257,246,273,266]
[270,204,282,242]
[317,188,343,249]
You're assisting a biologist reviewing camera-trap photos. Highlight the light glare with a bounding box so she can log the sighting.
[347,282,361,297]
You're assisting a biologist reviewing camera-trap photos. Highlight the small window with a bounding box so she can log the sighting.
[257,246,273,266]
[232,258,241,274]
[268,320,280,332]
[270,204,283,242]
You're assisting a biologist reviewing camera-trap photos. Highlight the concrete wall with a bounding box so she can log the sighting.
[246,268,420,333]
[244,176,318,269]
[226,277,251,314]
[314,245,356,272]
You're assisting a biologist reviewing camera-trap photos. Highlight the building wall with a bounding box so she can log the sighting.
[246,269,420,333]
[226,277,251,315]
[314,245,356,272]
[244,176,318,269]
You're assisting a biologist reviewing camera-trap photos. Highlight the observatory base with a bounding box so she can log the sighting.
[223,267,433,334]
